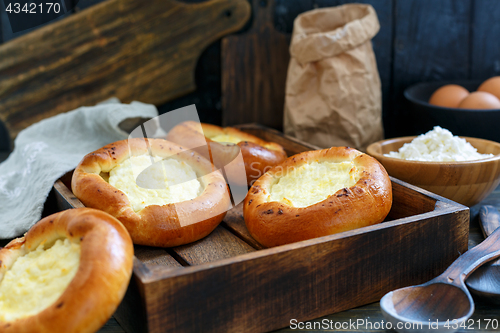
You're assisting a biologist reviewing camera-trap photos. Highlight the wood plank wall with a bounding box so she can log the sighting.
[1,0,499,151]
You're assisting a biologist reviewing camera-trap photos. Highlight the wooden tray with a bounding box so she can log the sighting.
[52,124,469,333]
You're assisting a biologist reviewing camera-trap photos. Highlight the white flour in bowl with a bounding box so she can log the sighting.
[385,126,494,162]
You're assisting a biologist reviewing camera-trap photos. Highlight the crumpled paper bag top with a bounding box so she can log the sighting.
[290,4,380,64]
[0,101,158,239]
[284,4,383,152]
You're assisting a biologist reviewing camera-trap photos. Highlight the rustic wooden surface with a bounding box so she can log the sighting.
[0,0,74,42]
[0,0,250,142]
[221,0,290,130]
[96,300,500,332]
[471,0,500,80]
[391,0,471,137]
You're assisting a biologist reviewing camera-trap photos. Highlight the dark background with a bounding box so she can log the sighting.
[1,0,499,153]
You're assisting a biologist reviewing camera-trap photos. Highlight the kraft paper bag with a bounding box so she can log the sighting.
[283,4,383,152]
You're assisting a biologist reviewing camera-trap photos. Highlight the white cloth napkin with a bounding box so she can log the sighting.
[0,100,158,239]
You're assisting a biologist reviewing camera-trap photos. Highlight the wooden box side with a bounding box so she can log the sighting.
[139,203,468,333]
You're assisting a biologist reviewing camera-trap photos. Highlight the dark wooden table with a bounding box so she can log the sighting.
[96,187,500,333]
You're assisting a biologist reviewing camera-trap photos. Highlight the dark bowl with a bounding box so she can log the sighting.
[404,80,500,142]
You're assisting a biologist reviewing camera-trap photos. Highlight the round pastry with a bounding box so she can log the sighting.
[72,138,231,247]
[166,121,287,185]
[244,147,393,247]
[0,208,133,333]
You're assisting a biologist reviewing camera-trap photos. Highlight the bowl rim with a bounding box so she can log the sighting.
[366,136,500,165]
[404,80,500,112]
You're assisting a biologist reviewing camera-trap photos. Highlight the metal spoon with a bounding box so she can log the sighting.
[466,205,500,304]
[380,221,500,333]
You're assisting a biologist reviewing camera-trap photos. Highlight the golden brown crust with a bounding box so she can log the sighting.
[166,121,287,185]
[71,138,231,247]
[243,147,393,248]
[0,208,134,333]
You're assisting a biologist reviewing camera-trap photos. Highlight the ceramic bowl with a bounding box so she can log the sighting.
[367,136,500,207]
[405,80,500,142]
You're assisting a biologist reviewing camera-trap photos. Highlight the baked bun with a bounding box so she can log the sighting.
[72,138,231,247]
[244,147,393,247]
[166,121,287,185]
[0,208,133,333]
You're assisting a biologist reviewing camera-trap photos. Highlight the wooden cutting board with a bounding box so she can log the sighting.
[0,0,250,142]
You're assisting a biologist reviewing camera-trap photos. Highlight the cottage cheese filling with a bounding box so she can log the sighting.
[108,155,203,212]
[209,134,241,145]
[269,161,360,208]
[0,239,80,321]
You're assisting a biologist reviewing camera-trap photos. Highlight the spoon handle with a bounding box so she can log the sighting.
[479,205,500,266]
[434,224,500,287]
[479,205,500,238]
